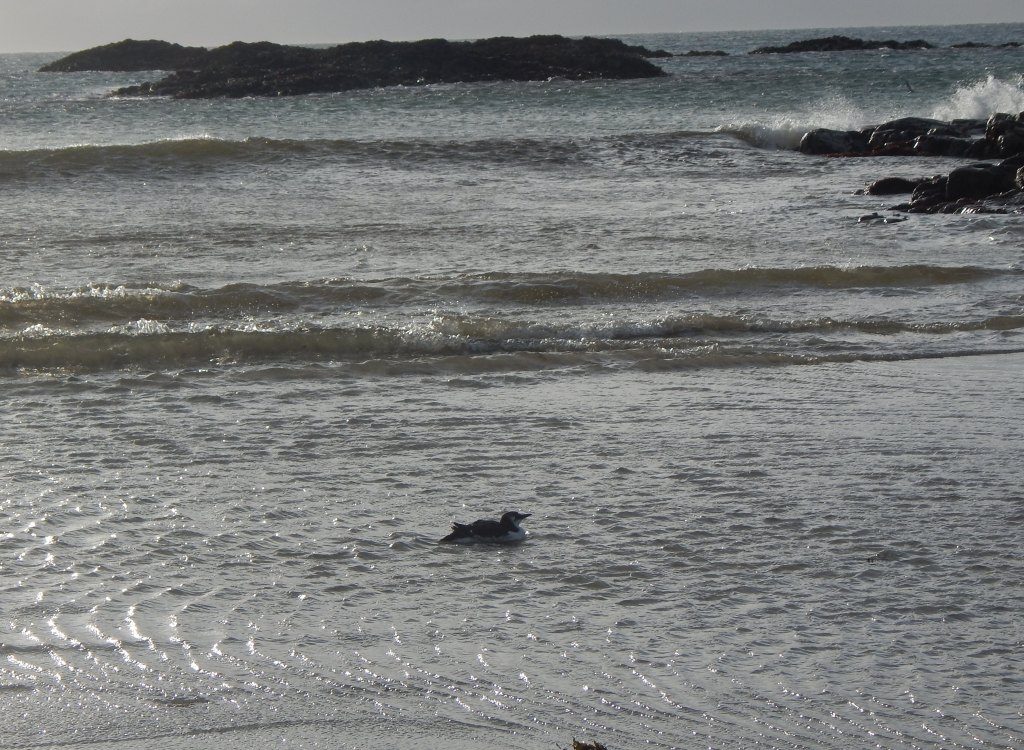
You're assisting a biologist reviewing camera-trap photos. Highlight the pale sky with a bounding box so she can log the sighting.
[2,0,1021,53]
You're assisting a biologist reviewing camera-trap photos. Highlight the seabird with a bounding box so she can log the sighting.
[439,511,531,544]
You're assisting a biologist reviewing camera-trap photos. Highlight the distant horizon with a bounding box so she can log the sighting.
[10,19,1024,56]
[1,0,1021,55]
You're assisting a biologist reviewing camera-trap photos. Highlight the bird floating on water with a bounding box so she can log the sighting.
[439,511,531,544]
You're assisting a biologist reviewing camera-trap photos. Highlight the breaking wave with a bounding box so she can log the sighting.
[721,94,870,150]
[0,265,1010,328]
[1,309,1021,374]
[1,265,1017,373]
[1,322,1021,374]
[724,76,1024,151]
[931,74,1024,122]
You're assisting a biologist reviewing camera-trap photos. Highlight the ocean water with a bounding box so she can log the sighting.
[1,23,1023,750]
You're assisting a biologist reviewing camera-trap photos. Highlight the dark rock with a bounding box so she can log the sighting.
[750,35,934,55]
[39,39,208,72]
[904,176,948,209]
[866,176,925,195]
[999,130,1024,157]
[964,138,1002,159]
[952,41,1021,49]
[571,740,609,750]
[1000,154,1024,172]
[681,50,729,57]
[986,112,1017,139]
[639,47,675,58]
[945,164,1016,200]
[949,119,988,137]
[949,41,1021,49]
[1017,167,1024,191]
[867,117,952,149]
[799,128,869,155]
[857,212,907,224]
[48,35,668,98]
[912,134,972,157]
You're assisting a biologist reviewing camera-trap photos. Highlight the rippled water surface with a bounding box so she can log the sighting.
[3,356,1023,749]
[1,22,1023,750]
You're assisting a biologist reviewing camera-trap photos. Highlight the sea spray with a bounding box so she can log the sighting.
[722,77,1024,151]
[931,74,1024,121]
[719,94,875,149]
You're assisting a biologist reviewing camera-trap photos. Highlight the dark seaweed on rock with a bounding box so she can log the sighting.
[42,36,668,98]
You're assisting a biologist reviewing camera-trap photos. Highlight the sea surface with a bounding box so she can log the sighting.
[1,22,1023,750]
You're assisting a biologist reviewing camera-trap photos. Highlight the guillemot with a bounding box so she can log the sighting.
[439,511,531,544]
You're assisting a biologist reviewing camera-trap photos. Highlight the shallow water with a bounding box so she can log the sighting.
[1,22,1023,750]
[3,355,1023,749]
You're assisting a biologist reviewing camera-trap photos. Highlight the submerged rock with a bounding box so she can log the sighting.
[857,212,908,224]
[42,35,669,98]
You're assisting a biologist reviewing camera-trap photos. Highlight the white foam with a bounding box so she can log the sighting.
[127,319,171,335]
[724,77,1024,151]
[930,75,1024,121]
[720,95,868,150]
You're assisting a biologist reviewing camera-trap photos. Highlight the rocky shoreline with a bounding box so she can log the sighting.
[800,114,1024,214]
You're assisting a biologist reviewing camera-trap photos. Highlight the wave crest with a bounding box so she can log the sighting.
[0,134,589,181]
[0,266,1008,330]
[0,313,1021,374]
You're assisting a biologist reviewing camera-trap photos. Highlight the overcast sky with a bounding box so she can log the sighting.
[2,0,1021,53]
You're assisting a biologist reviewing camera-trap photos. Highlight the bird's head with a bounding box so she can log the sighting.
[502,511,531,527]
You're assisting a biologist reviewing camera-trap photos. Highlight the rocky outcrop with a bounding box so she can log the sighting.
[800,112,1024,213]
[39,39,208,72]
[751,35,934,54]
[681,50,729,57]
[41,36,669,97]
[800,116,994,158]
[887,156,1024,213]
